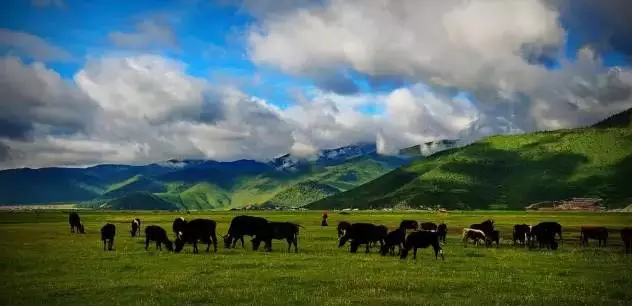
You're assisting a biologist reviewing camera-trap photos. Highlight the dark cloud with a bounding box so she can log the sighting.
[0,142,10,161]
[0,119,33,141]
[554,0,632,60]
[0,57,96,141]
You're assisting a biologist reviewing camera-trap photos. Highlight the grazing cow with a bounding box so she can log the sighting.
[380,228,406,256]
[337,221,352,238]
[437,223,447,243]
[130,218,141,237]
[419,222,438,231]
[537,221,563,242]
[400,230,444,260]
[100,223,116,251]
[251,221,302,253]
[621,227,632,254]
[470,220,494,235]
[339,223,388,253]
[172,217,187,239]
[399,220,419,230]
[486,230,501,248]
[174,219,218,254]
[513,224,531,246]
[529,222,559,250]
[68,212,84,234]
[462,228,486,246]
[144,225,173,251]
[223,215,270,249]
[580,226,608,247]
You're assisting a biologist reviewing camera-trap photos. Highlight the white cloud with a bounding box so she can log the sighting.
[247,0,632,136]
[3,0,632,169]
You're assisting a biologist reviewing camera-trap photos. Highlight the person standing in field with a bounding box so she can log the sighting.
[321,210,328,226]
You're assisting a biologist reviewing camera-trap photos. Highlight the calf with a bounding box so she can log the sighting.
[580,226,608,247]
[130,218,141,237]
[174,219,218,254]
[462,228,486,246]
[223,215,269,249]
[437,223,447,243]
[144,225,173,251]
[252,221,302,253]
[339,223,388,253]
[100,223,116,251]
[512,224,531,246]
[172,217,187,239]
[529,222,558,250]
[419,222,438,231]
[337,221,352,238]
[399,230,444,260]
[486,230,500,248]
[622,227,632,254]
[68,212,84,234]
[380,228,406,256]
[399,220,419,230]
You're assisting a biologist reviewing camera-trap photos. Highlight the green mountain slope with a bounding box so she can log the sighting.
[308,115,632,210]
[85,192,179,210]
[263,181,341,207]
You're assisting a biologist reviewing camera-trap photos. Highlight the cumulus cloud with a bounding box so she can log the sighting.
[109,17,179,51]
[3,0,632,169]
[0,55,297,169]
[247,0,632,139]
[0,29,72,62]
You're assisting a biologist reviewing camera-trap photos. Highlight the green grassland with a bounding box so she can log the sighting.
[1,210,632,305]
[309,126,632,210]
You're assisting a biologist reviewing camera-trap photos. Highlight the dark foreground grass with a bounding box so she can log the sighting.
[1,210,632,306]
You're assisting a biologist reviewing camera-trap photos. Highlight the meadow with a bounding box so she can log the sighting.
[1,210,632,306]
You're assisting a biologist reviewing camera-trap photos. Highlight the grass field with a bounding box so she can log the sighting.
[1,210,632,305]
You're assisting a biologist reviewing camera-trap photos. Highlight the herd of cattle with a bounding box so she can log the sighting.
[68,212,632,258]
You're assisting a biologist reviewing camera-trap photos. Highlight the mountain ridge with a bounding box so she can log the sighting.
[306,108,632,210]
[0,142,424,208]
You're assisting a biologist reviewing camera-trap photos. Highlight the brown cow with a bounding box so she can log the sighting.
[580,226,608,247]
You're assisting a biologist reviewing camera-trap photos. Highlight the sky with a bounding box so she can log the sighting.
[1,0,631,169]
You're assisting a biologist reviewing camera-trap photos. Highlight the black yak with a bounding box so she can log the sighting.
[145,225,173,251]
[174,219,218,254]
[400,230,444,260]
[100,223,116,251]
[172,217,187,239]
[69,212,84,234]
[580,226,608,247]
[338,223,387,253]
[251,221,302,253]
[437,223,447,243]
[223,215,269,249]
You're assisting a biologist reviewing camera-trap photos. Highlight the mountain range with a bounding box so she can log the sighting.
[2,108,630,211]
[0,142,432,209]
